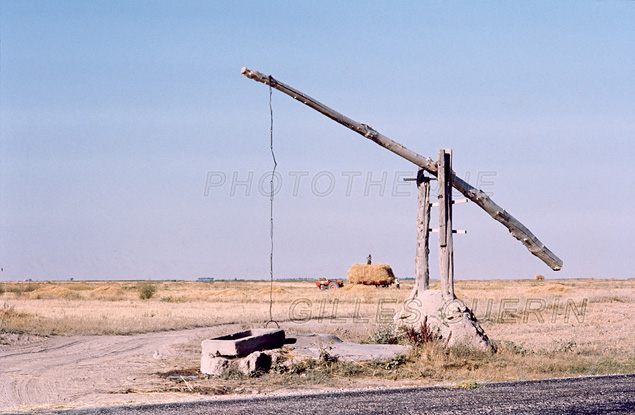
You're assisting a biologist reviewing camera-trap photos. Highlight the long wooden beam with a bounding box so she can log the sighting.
[241,67,563,271]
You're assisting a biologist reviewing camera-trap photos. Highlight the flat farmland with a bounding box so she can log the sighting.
[1,278,633,412]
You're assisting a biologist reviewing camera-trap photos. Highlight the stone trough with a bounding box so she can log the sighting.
[200,329,409,377]
[201,329,285,357]
[201,329,285,376]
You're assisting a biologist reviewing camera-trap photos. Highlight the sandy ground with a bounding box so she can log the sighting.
[0,322,397,413]
[0,325,249,413]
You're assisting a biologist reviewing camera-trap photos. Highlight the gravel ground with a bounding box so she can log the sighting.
[20,374,635,415]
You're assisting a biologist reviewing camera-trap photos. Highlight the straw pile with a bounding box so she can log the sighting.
[27,286,76,299]
[347,263,396,284]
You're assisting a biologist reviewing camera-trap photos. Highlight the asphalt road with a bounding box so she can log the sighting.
[22,374,635,415]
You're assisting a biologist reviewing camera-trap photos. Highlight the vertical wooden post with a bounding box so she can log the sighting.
[414,169,431,297]
[438,149,455,299]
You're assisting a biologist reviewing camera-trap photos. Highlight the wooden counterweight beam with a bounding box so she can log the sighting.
[241,67,563,271]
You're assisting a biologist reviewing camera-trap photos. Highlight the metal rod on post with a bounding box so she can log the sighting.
[414,169,431,296]
[438,149,455,299]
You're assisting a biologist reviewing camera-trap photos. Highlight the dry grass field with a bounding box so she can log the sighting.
[1,278,634,397]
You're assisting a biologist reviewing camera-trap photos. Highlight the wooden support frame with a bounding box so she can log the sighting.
[414,169,431,296]
[438,149,455,299]
[241,68,563,271]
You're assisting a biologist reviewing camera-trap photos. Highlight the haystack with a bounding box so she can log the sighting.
[347,263,396,284]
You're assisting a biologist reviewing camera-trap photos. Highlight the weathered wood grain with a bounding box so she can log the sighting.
[438,149,455,299]
[414,169,431,296]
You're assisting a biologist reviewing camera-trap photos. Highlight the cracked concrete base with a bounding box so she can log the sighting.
[285,334,409,363]
[396,289,495,352]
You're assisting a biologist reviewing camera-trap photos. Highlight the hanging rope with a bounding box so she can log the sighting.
[265,76,279,328]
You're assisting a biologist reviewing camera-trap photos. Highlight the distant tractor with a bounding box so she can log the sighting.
[316,278,344,290]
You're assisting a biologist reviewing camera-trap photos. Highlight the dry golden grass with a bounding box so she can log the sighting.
[1,278,633,384]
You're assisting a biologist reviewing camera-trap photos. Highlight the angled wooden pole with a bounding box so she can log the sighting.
[241,68,563,271]
[414,169,431,296]
[438,149,455,299]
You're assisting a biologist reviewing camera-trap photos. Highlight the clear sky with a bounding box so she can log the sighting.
[1,1,633,281]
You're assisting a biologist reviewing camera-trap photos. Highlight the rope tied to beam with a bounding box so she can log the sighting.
[265,75,279,329]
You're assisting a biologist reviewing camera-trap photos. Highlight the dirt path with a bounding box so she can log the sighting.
[0,325,243,412]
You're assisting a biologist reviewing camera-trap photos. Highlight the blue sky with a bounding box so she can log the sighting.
[1,1,633,281]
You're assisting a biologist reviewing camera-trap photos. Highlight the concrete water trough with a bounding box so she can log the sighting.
[201,329,285,357]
